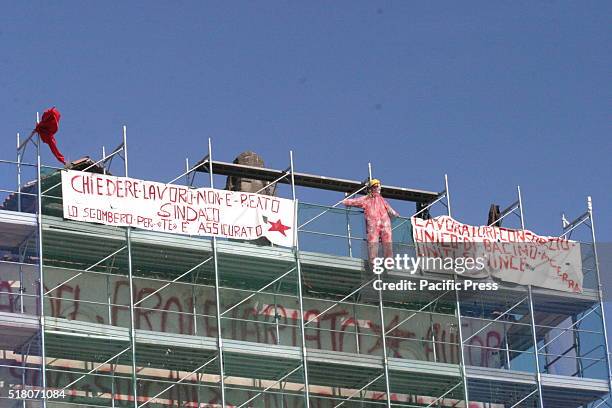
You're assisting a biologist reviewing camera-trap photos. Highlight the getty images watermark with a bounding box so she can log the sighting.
[370,254,500,292]
[364,240,590,295]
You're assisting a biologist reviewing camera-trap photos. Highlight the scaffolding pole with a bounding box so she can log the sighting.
[489,186,545,407]
[36,129,48,408]
[444,174,451,218]
[368,163,392,408]
[289,150,311,408]
[208,138,227,408]
[587,196,612,392]
[445,174,469,407]
[121,126,139,408]
[16,132,22,212]
[518,187,545,408]
[527,285,545,408]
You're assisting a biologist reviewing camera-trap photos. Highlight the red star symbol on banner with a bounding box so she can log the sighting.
[268,219,291,236]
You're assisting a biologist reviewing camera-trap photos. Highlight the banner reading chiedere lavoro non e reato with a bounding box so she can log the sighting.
[61,170,295,247]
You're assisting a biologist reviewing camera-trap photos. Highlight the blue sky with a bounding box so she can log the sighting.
[0,2,610,236]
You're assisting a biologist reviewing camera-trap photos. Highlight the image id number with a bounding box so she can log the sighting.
[8,389,66,399]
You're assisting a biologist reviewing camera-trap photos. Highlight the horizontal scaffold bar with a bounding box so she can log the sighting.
[194,159,438,203]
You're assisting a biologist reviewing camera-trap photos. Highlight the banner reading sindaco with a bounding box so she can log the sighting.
[61,170,295,247]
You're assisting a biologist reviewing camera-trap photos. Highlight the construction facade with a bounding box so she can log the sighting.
[0,128,610,408]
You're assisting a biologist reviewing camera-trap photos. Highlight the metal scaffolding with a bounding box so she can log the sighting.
[0,118,610,408]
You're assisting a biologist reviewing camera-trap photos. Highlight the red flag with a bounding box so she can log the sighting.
[35,107,66,164]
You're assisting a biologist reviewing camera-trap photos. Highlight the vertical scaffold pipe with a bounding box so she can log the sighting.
[186,158,199,337]
[368,163,392,408]
[517,186,525,231]
[588,197,612,391]
[17,132,22,212]
[102,146,107,175]
[36,132,48,408]
[208,138,226,407]
[345,192,353,258]
[17,133,25,316]
[444,174,452,218]
[446,175,469,406]
[520,187,545,408]
[289,151,311,408]
[454,289,469,406]
[123,126,139,408]
[527,285,545,407]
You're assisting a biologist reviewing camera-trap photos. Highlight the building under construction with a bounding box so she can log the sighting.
[0,128,610,408]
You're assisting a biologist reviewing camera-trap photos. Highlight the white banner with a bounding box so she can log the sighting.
[61,170,295,247]
[411,216,583,293]
[0,263,506,370]
[1,263,507,406]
